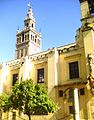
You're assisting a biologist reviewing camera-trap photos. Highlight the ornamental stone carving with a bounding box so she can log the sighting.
[88,54,94,95]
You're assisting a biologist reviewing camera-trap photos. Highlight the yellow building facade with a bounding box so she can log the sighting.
[0,0,94,120]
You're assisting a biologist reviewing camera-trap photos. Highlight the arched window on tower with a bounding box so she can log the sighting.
[31,34,32,40]
[32,23,34,28]
[22,33,24,42]
[33,36,34,41]
[27,23,29,27]
[25,23,29,28]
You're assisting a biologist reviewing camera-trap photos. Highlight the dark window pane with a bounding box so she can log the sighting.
[59,90,63,97]
[27,23,28,27]
[22,33,24,42]
[37,68,44,83]
[69,106,74,114]
[80,88,85,95]
[32,23,34,28]
[33,36,34,41]
[69,61,79,79]
[31,35,32,40]
[13,74,18,86]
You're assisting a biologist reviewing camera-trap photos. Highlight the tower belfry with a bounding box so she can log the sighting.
[15,4,41,59]
[79,0,94,19]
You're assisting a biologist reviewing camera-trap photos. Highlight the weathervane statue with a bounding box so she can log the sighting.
[28,2,32,9]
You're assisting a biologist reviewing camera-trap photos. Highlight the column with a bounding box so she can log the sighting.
[54,48,58,86]
[73,88,80,120]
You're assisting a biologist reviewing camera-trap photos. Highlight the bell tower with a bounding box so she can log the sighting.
[15,4,41,59]
[79,0,94,19]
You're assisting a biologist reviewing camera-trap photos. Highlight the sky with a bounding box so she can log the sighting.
[0,0,81,63]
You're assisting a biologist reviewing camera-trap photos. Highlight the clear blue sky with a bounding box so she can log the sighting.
[0,0,81,63]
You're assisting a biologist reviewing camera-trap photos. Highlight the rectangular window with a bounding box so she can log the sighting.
[59,90,63,97]
[37,68,44,83]
[69,106,74,114]
[80,88,85,95]
[69,89,74,102]
[22,33,24,42]
[31,35,32,40]
[69,61,79,79]
[12,74,18,86]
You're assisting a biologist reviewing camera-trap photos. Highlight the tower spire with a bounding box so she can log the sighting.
[25,2,34,20]
[28,2,32,9]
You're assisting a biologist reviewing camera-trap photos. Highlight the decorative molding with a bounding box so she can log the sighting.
[88,54,94,95]
[29,51,50,61]
[58,45,77,54]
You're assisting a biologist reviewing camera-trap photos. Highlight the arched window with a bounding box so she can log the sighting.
[26,23,29,27]
[32,23,34,28]
[31,34,32,40]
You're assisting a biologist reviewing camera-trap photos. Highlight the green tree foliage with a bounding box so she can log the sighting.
[31,84,56,115]
[0,93,10,112]
[9,79,56,120]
